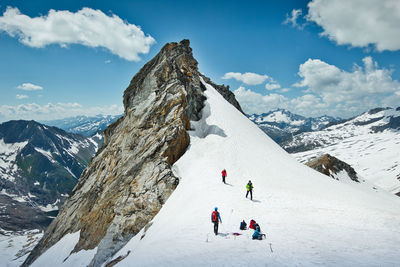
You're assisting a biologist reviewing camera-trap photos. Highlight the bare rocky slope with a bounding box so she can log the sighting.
[23,40,242,266]
[305,154,360,183]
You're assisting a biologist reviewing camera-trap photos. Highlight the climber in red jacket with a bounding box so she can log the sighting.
[221,169,227,184]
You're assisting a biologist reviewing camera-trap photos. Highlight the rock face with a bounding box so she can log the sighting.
[24,40,243,266]
[305,154,360,183]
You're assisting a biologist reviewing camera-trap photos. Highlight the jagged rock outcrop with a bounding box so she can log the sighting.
[23,39,243,266]
[305,154,360,182]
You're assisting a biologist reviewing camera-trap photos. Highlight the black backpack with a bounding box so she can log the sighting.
[240,220,247,230]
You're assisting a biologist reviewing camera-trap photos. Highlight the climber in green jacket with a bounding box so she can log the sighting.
[246,180,253,200]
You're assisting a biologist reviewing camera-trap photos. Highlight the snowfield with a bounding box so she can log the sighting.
[291,129,400,194]
[32,82,400,266]
[0,230,43,267]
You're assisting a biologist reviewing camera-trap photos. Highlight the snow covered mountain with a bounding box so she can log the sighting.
[285,107,400,195]
[0,120,98,232]
[248,109,340,143]
[22,40,400,267]
[42,114,121,137]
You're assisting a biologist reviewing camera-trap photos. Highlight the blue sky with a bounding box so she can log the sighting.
[0,0,399,122]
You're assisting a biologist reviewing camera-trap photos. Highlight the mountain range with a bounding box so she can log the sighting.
[41,114,121,137]
[248,109,341,143]
[0,120,98,232]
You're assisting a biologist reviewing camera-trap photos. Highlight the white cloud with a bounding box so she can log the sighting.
[278,88,290,93]
[265,82,281,90]
[222,72,268,85]
[233,86,289,114]
[105,60,111,64]
[233,57,400,118]
[294,56,400,104]
[0,7,155,61]
[17,82,43,91]
[283,9,304,29]
[0,102,123,122]
[292,56,400,117]
[16,94,28,99]
[307,0,400,51]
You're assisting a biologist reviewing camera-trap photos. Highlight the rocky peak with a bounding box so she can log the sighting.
[123,39,204,120]
[24,40,243,266]
[305,154,360,183]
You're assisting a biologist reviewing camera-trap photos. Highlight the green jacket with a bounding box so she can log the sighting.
[246,183,253,191]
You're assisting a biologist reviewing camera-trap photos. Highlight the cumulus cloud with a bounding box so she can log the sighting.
[283,9,304,29]
[17,82,43,91]
[233,86,326,116]
[233,86,289,114]
[222,72,268,85]
[294,56,400,104]
[0,102,123,122]
[16,94,28,99]
[265,81,281,90]
[0,7,155,61]
[233,57,400,118]
[307,0,400,51]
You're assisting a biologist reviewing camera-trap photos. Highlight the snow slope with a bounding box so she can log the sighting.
[293,131,400,194]
[0,230,42,267]
[33,81,400,266]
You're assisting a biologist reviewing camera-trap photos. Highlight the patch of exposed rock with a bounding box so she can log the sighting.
[305,154,360,183]
[24,40,243,266]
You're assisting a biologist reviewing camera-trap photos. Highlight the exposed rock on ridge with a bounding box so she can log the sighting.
[306,154,360,183]
[24,40,243,266]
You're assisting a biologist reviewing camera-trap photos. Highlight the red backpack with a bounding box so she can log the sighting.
[212,211,218,222]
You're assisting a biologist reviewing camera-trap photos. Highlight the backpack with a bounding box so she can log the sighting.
[212,211,218,222]
[254,223,261,232]
[240,220,247,230]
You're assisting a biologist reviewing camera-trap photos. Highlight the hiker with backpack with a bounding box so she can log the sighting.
[221,169,227,184]
[211,207,222,235]
[246,180,253,200]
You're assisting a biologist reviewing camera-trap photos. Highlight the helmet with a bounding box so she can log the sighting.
[215,207,218,211]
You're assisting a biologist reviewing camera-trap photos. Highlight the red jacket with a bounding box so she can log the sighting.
[222,170,227,177]
[249,220,256,229]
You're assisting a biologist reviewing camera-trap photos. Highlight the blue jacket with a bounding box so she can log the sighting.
[252,229,261,239]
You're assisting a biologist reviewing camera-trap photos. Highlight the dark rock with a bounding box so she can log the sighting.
[305,154,360,183]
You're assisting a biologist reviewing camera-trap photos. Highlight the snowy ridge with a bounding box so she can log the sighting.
[35,80,400,266]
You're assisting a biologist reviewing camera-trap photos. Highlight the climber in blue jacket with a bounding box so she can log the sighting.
[211,207,222,235]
